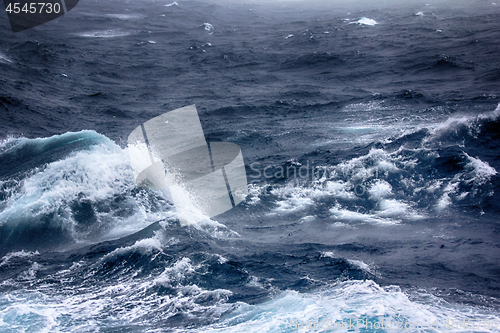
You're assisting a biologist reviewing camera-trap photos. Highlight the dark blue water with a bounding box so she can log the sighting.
[0,0,499,331]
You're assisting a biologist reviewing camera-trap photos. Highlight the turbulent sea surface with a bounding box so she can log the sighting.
[0,0,500,331]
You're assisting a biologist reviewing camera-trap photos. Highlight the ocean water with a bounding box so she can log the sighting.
[0,0,500,332]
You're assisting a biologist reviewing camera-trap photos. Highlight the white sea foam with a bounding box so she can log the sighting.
[19,262,43,281]
[330,203,398,224]
[0,131,173,242]
[106,14,144,20]
[325,255,376,273]
[0,257,234,332]
[321,251,336,258]
[347,259,375,274]
[427,115,470,138]
[204,23,214,31]
[247,184,262,205]
[205,280,500,332]
[418,103,500,148]
[377,199,411,218]
[323,180,356,199]
[424,180,443,193]
[415,11,425,16]
[494,102,500,116]
[0,52,11,63]
[154,257,198,285]
[102,234,164,261]
[435,153,496,212]
[269,186,315,214]
[76,29,133,38]
[350,17,378,26]
[165,1,178,6]
[300,215,316,223]
[248,146,424,223]
[436,182,459,211]
[0,292,59,332]
[0,250,39,267]
[464,153,497,186]
[368,180,392,198]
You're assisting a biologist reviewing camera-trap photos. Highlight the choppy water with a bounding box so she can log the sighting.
[0,0,499,331]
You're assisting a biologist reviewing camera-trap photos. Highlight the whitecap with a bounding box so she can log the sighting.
[300,215,316,223]
[377,199,411,217]
[76,29,133,38]
[248,146,425,222]
[0,250,39,267]
[350,17,378,26]
[153,257,199,285]
[368,180,392,198]
[330,203,398,224]
[0,131,174,243]
[0,259,234,332]
[493,102,500,117]
[321,251,336,258]
[19,262,43,280]
[102,235,165,261]
[205,280,500,332]
[267,185,322,214]
[436,182,459,211]
[203,23,214,31]
[347,259,375,274]
[165,1,178,6]
[464,153,497,186]
[0,52,11,63]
